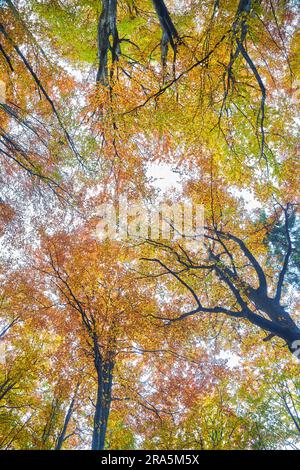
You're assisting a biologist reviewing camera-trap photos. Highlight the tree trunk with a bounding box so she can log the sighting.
[151,0,179,66]
[91,338,114,450]
[55,391,77,450]
[96,0,120,85]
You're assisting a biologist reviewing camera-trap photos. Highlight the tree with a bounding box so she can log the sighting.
[0,0,299,451]
[33,230,158,449]
[141,201,300,355]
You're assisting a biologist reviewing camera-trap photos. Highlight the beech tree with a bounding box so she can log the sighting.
[0,0,299,451]
[142,202,300,355]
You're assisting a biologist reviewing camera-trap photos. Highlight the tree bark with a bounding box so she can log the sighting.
[55,387,78,450]
[91,338,114,450]
[96,0,120,85]
[151,0,179,66]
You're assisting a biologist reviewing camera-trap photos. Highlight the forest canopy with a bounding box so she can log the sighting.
[0,0,299,451]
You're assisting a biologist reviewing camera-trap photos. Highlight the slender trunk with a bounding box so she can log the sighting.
[41,398,59,449]
[282,396,300,435]
[55,393,77,450]
[91,359,103,450]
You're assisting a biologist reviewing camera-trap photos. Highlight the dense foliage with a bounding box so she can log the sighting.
[0,0,299,450]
